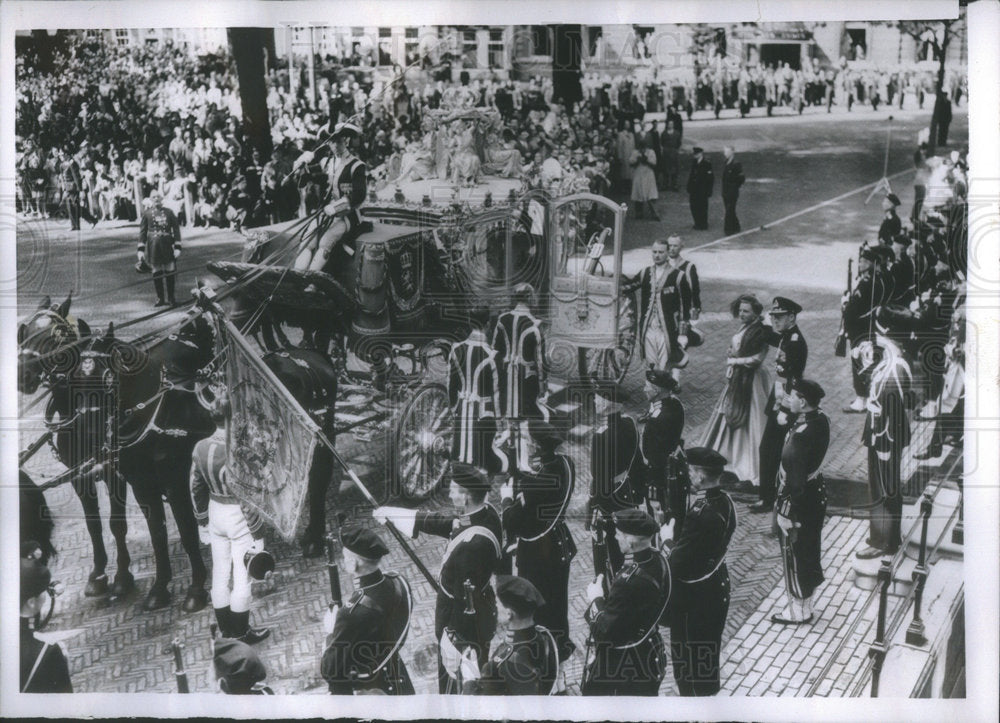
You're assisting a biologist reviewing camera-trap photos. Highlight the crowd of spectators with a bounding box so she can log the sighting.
[15,34,967,232]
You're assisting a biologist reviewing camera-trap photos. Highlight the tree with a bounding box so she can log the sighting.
[893,12,966,154]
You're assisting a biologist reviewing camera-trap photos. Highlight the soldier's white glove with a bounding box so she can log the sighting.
[586,574,605,603]
[293,150,315,169]
[173,247,181,259]
[372,506,417,537]
[876,450,891,462]
[198,525,211,546]
[776,411,788,426]
[499,478,514,502]
[439,630,462,679]
[324,197,350,217]
[678,334,689,350]
[776,513,795,534]
[137,251,146,263]
[659,520,675,543]
[322,604,340,635]
[460,647,480,682]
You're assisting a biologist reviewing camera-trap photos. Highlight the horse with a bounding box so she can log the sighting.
[18,295,215,611]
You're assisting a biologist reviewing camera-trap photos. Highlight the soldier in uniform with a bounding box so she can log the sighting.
[374,463,502,693]
[640,369,687,537]
[888,235,917,308]
[213,638,274,694]
[582,508,670,697]
[320,527,414,695]
[877,193,903,245]
[855,335,912,558]
[752,297,808,513]
[448,309,505,474]
[588,382,642,580]
[622,239,688,386]
[771,380,830,625]
[492,282,548,471]
[666,447,737,696]
[20,557,72,693]
[463,576,560,695]
[61,145,96,231]
[663,235,703,386]
[137,190,182,307]
[686,146,715,230]
[499,420,577,662]
[293,121,368,274]
[842,246,893,413]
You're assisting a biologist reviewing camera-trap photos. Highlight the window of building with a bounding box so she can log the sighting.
[488,28,505,68]
[587,26,603,57]
[115,28,129,46]
[532,25,552,56]
[462,27,478,68]
[918,39,941,62]
[846,28,867,60]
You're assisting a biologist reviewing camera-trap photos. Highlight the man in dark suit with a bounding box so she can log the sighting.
[721,145,746,235]
[686,146,714,230]
[374,463,501,693]
[878,194,903,245]
[752,297,808,513]
[20,557,72,693]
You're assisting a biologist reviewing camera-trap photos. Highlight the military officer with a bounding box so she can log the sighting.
[752,297,808,513]
[771,380,830,625]
[888,234,917,308]
[20,557,72,693]
[640,369,687,537]
[293,121,368,274]
[582,508,671,697]
[492,282,548,470]
[686,146,715,230]
[666,447,737,696]
[588,382,642,580]
[137,190,182,307]
[320,527,414,695]
[448,308,505,474]
[463,576,560,695]
[374,463,502,693]
[500,420,577,662]
[843,245,894,413]
[855,336,912,558]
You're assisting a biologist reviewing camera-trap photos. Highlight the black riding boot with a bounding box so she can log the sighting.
[231,609,270,645]
[214,606,233,637]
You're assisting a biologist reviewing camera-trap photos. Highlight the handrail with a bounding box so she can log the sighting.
[806,449,962,697]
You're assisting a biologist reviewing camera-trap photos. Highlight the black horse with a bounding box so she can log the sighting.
[18,295,215,611]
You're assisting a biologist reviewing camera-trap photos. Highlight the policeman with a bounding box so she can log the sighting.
[492,282,548,470]
[582,508,670,696]
[752,297,808,513]
[771,380,830,625]
[641,369,686,536]
[320,527,414,695]
[500,420,577,662]
[463,576,560,695]
[293,121,368,274]
[588,382,642,580]
[448,308,505,474]
[667,446,737,696]
[374,463,502,693]
[20,557,72,693]
[843,246,893,413]
[213,638,274,694]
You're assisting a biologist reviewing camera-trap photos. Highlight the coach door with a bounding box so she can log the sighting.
[547,193,625,353]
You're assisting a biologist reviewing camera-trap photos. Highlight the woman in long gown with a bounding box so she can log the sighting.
[629,139,660,220]
[700,294,771,487]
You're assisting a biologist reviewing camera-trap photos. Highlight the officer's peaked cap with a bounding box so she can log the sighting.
[528,420,563,449]
[769,296,802,315]
[449,462,491,494]
[791,378,826,407]
[342,526,390,560]
[685,446,728,471]
[213,638,267,690]
[613,508,658,537]
[496,575,545,612]
[645,368,679,391]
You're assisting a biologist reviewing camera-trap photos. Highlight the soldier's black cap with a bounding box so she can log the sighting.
[21,557,51,605]
[886,193,901,207]
[685,446,728,471]
[449,461,492,494]
[692,146,704,154]
[769,297,802,315]
[528,420,563,449]
[645,368,679,391]
[496,575,545,613]
[341,526,390,560]
[613,508,658,537]
[790,378,826,407]
[213,638,267,691]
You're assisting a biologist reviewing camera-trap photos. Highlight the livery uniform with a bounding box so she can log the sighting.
[667,478,737,696]
[501,429,577,662]
[321,569,415,695]
[775,405,830,622]
[414,504,503,693]
[582,510,671,697]
[624,265,685,372]
[492,304,546,469]
[448,331,504,473]
[756,299,808,509]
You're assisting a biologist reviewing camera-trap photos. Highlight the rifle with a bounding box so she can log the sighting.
[590,507,612,597]
[170,638,189,694]
[834,258,853,357]
[325,534,343,610]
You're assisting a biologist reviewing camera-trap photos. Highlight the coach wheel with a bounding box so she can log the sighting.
[577,294,637,385]
[393,382,451,501]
